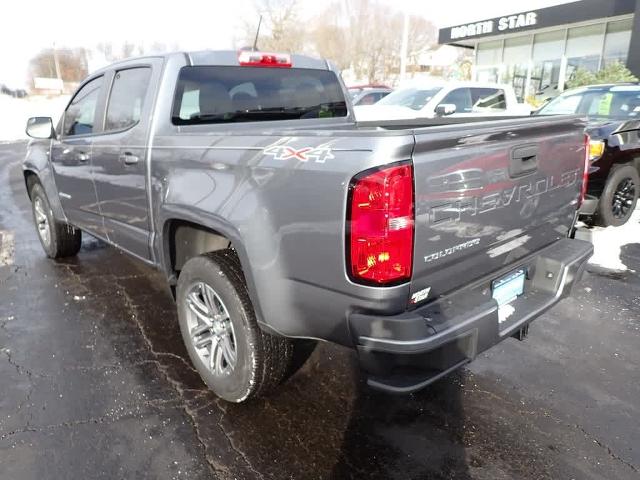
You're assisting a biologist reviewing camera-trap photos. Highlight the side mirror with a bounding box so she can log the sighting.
[435,104,456,116]
[26,117,55,139]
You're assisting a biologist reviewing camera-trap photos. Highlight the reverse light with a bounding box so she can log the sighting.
[589,139,605,161]
[579,134,591,208]
[347,163,414,285]
[238,51,292,68]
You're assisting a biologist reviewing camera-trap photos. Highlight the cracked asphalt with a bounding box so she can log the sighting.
[1,141,639,479]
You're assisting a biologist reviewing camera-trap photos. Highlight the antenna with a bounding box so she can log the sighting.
[252,15,263,51]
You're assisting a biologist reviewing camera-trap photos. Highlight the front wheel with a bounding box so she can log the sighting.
[595,165,639,227]
[176,250,294,402]
[30,182,82,258]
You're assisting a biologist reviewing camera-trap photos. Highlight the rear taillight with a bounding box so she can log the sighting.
[347,163,414,285]
[238,51,292,68]
[579,134,590,208]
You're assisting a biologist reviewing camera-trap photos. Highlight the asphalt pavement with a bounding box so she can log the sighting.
[1,141,639,479]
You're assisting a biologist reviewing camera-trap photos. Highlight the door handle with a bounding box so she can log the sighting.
[509,144,538,178]
[119,152,140,165]
[77,152,90,163]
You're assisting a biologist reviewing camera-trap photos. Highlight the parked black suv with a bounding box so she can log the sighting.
[536,83,640,226]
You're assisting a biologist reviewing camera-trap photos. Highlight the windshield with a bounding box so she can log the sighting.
[538,86,640,118]
[172,66,348,125]
[376,87,442,111]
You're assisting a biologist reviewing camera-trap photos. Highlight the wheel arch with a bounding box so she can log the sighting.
[24,169,39,199]
[159,213,268,329]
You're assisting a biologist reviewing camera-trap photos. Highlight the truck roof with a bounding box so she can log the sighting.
[92,50,331,76]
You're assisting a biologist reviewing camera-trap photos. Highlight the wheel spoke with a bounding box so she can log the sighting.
[220,334,237,367]
[209,338,217,370]
[215,341,225,375]
[190,323,211,337]
[202,285,221,317]
[187,290,212,326]
[194,331,215,349]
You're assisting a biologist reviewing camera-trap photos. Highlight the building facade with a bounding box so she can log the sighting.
[438,0,640,101]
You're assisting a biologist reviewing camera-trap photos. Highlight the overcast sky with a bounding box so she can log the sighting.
[0,0,575,87]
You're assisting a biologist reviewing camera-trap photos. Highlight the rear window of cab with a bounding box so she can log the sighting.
[172,66,348,125]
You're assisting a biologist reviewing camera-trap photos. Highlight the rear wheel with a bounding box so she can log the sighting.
[176,250,294,402]
[29,182,82,258]
[595,165,639,227]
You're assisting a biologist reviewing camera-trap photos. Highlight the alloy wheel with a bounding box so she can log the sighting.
[185,282,237,375]
[611,177,636,220]
[33,197,51,248]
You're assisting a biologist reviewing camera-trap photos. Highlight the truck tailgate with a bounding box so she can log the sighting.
[410,116,586,304]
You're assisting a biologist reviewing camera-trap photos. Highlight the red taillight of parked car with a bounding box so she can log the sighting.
[347,163,414,285]
[579,134,590,208]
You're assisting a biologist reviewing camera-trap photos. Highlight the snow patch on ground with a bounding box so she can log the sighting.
[587,207,640,272]
[0,95,69,142]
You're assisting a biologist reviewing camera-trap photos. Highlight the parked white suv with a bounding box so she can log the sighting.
[354,81,532,121]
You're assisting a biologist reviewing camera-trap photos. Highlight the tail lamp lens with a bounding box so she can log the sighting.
[347,163,414,285]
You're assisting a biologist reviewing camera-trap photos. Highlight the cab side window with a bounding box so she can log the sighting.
[440,88,472,113]
[471,88,507,110]
[105,67,152,131]
[63,76,103,136]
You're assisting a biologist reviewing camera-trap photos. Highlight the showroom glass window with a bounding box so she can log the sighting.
[105,67,152,131]
[531,30,565,102]
[63,76,103,136]
[476,40,502,83]
[503,36,532,101]
[565,24,605,81]
[603,19,632,67]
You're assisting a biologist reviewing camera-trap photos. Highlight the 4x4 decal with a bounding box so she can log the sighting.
[263,144,334,163]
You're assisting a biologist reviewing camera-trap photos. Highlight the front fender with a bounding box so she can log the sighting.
[23,139,67,222]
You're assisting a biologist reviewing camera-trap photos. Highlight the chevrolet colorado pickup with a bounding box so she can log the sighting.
[23,50,593,402]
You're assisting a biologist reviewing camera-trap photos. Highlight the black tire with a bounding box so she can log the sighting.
[281,339,317,384]
[176,250,293,402]
[29,182,82,258]
[595,165,640,227]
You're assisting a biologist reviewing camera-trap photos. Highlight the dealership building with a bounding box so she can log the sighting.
[438,0,640,100]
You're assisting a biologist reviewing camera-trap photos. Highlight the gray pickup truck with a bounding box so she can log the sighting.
[23,50,593,402]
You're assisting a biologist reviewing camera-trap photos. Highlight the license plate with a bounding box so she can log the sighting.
[492,268,526,307]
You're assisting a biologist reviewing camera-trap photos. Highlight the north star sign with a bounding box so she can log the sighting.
[450,12,538,40]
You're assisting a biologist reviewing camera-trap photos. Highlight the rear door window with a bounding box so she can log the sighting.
[105,67,152,131]
[440,88,472,113]
[358,93,378,105]
[471,88,507,110]
[172,66,347,125]
[378,88,441,110]
[63,76,103,136]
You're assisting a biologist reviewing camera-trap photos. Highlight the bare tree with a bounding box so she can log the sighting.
[243,0,306,53]
[312,0,437,83]
[240,0,438,84]
[96,41,148,62]
[29,48,88,82]
[311,5,350,69]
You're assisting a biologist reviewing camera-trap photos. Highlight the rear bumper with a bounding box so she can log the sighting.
[349,238,593,393]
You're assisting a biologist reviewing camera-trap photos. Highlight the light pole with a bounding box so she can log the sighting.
[52,42,62,81]
[399,9,409,84]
